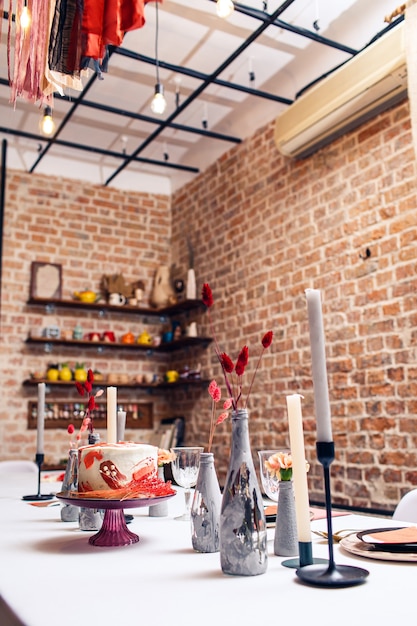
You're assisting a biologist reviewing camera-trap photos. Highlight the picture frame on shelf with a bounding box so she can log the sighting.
[30,262,62,300]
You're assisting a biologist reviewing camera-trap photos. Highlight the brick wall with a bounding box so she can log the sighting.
[172,99,417,512]
[1,98,417,512]
[0,172,175,465]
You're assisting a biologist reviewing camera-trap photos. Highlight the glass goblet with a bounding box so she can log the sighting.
[171,447,204,521]
[258,449,285,504]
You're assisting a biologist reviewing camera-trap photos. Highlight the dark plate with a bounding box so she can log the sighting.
[357,527,417,553]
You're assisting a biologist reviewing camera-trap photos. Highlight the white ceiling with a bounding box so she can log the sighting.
[0,0,404,194]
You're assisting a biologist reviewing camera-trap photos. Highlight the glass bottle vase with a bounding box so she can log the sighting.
[220,408,268,576]
[60,448,79,522]
[191,452,222,553]
[79,432,104,531]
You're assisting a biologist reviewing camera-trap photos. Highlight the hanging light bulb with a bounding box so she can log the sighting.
[216,0,234,18]
[20,0,31,30]
[150,2,167,116]
[39,106,56,136]
[151,84,166,115]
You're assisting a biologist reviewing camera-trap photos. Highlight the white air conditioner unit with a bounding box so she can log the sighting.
[274,22,407,158]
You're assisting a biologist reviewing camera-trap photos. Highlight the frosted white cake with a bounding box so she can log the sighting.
[77,442,158,493]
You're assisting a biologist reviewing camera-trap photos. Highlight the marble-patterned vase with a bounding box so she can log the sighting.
[274,479,298,556]
[60,448,79,522]
[220,409,268,576]
[79,432,104,531]
[191,452,221,553]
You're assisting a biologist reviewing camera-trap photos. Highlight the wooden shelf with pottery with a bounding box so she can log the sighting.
[26,297,206,318]
[25,335,212,352]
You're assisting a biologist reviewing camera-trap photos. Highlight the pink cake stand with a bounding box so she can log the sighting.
[56,491,175,547]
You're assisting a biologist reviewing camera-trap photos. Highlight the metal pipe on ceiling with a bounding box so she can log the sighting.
[0,127,199,173]
[105,0,298,187]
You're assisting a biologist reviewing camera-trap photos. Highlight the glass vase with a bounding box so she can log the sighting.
[60,448,79,522]
[191,452,222,553]
[220,408,268,576]
[274,479,298,556]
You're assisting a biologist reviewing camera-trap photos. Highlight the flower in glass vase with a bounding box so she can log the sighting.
[201,283,273,410]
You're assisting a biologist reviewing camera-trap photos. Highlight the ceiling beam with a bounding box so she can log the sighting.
[104,0,298,187]
[0,126,199,173]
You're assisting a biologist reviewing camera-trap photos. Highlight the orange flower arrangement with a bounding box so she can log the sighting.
[157,448,176,467]
[265,452,293,481]
[202,283,273,411]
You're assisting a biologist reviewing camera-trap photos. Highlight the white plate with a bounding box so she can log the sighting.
[340,533,417,563]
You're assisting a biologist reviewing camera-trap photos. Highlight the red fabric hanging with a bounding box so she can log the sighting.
[82,0,161,62]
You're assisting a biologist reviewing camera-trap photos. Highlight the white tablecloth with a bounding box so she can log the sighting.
[0,473,414,626]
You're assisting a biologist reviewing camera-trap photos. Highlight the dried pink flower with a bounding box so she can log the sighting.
[201,282,273,410]
[207,380,230,452]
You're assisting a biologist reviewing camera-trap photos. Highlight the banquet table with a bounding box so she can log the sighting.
[0,472,415,626]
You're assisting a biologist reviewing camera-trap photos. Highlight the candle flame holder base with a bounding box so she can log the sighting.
[22,453,54,501]
[296,442,369,588]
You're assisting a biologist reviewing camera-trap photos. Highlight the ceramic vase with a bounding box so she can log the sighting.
[191,452,222,553]
[186,268,196,300]
[274,480,298,556]
[220,409,268,576]
[60,448,79,522]
[149,467,169,517]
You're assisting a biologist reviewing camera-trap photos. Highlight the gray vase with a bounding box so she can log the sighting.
[191,452,221,553]
[60,448,79,522]
[79,432,104,531]
[274,480,298,556]
[220,409,268,576]
[149,467,169,517]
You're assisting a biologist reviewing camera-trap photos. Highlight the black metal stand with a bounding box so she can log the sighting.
[282,540,329,569]
[295,441,369,587]
[22,453,54,501]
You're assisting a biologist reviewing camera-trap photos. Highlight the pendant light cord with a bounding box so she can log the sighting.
[155,2,160,84]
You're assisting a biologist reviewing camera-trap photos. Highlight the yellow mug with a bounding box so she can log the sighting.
[165,370,179,383]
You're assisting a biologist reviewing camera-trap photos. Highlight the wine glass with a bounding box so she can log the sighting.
[171,447,203,521]
[258,450,283,504]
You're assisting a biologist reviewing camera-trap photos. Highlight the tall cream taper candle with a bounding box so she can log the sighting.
[305,288,333,442]
[107,387,117,443]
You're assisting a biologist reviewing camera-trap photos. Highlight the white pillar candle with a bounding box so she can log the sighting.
[286,393,311,543]
[36,383,45,455]
[117,410,126,442]
[106,387,117,443]
[305,288,333,442]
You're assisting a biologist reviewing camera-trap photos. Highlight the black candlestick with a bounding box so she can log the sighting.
[295,441,369,587]
[22,453,54,501]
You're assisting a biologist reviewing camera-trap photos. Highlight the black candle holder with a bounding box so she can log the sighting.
[295,441,369,587]
[282,540,329,569]
[22,453,54,501]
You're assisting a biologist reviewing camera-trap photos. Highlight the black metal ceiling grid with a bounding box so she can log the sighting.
[0,1,401,186]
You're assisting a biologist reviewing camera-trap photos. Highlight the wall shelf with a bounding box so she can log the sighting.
[26,297,206,318]
[23,378,210,390]
[25,335,212,353]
